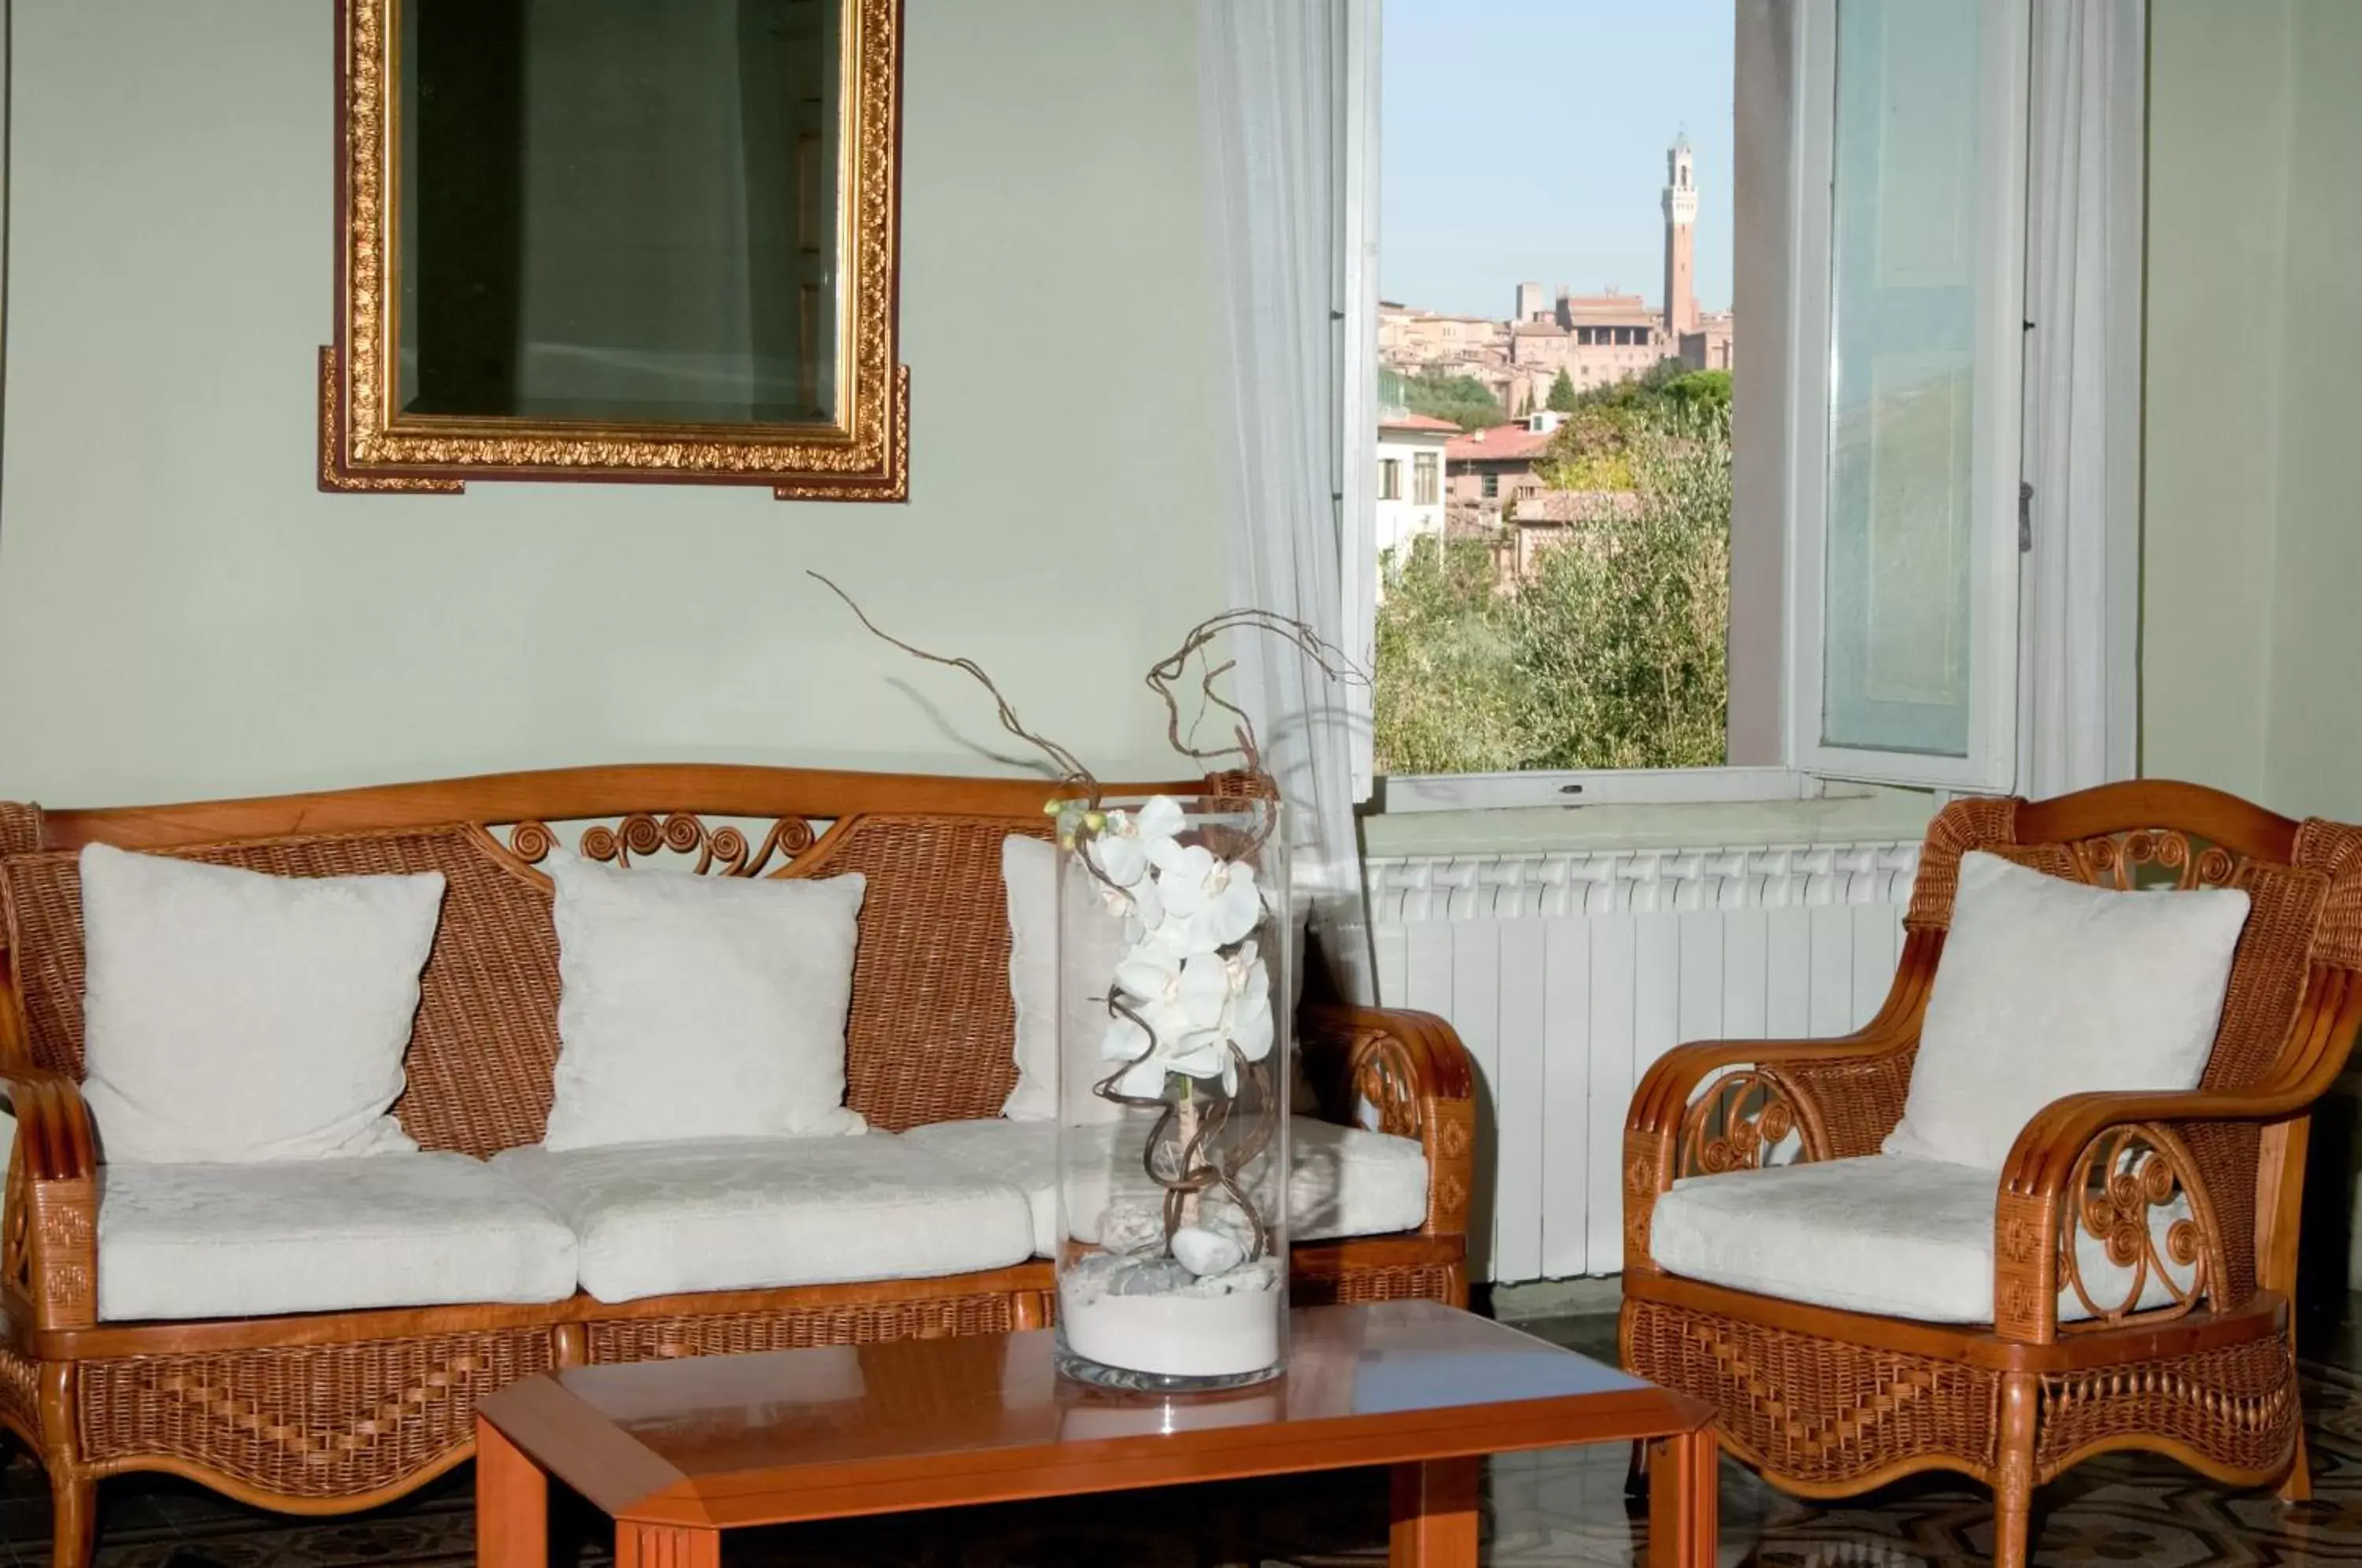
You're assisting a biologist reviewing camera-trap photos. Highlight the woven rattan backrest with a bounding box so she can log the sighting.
[1901,788,2362,1304]
[0,797,1064,1153]
[787,812,1053,1132]
[0,825,561,1158]
[1905,793,2331,1093]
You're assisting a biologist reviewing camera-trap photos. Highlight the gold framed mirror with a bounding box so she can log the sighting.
[321,0,908,499]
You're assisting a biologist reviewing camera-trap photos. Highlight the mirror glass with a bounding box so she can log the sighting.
[394,0,842,427]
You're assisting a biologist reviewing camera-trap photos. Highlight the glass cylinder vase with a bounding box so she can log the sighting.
[1052,791,1291,1391]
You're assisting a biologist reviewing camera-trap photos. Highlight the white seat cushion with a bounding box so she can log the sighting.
[901,1115,1430,1257]
[1649,1155,2194,1325]
[493,1133,1036,1304]
[97,1154,576,1322]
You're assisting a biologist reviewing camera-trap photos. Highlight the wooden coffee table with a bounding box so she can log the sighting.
[475,1299,1716,1566]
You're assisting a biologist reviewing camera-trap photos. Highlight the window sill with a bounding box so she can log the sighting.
[1375,767,1818,813]
[1359,784,1942,860]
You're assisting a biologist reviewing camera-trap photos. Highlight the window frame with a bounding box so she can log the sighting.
[1356,0,2031,812]
[1782,0,2031,793]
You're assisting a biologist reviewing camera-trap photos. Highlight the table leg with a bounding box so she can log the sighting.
[1648,1426,1719,1568]
[1389,1456,1480,1566]
[475,1418,548,1568]
[617,1521,722,1568]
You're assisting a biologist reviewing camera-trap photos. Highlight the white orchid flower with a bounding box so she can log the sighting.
[1086,810,1147,887]
[1221,945,1275,1064]
[1092,864,1164,934]
[1100,945,1233,1089]
[1145,839,1263,952]
[1082,794,1187,889]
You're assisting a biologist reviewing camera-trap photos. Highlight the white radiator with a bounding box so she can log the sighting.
[1368,839,1922,1284]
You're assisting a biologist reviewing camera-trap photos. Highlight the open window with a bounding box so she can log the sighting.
[1346,0,2033,809]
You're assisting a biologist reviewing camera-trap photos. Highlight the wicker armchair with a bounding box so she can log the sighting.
[1621,781,2362,1568]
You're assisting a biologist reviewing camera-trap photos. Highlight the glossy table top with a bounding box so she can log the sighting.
[477,1301,1709,1529]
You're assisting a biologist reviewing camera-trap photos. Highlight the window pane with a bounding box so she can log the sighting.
[1818,0,1983,756]
[1372,0,1738,777]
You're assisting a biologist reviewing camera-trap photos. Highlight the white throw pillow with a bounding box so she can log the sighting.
[541,850,868,1150]
[1001,834,1130,1124]
[1883,851,2251,1170]
[78,842,442,1164]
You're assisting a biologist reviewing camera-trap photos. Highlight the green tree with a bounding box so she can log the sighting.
[1373,537,1529,775]
[1545,368,1578,413]
[1382,369,1507,431]
[1542,402,1643,491]
[1664,368,1731,413]
[1372,402,1732,775]
[1509,404,1733,769]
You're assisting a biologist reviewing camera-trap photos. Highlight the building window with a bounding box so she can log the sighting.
[1412,451,1439,505]
[1378,457,1402,501]
[1361,0,2028,799]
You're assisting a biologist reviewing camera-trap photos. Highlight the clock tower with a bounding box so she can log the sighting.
[1662,133,1698,339]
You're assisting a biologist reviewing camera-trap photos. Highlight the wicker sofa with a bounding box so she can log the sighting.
[0,763,1475,1567]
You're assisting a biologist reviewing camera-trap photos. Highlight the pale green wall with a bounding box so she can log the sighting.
[0,0,1224,806]
[2144,0,2362,821]
[2140,0,2293,804]
[2260,0,2362,822]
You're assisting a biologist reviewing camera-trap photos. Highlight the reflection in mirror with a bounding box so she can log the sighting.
[394,0,842,427]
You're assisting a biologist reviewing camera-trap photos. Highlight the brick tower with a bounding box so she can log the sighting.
[1662,133,1697,339]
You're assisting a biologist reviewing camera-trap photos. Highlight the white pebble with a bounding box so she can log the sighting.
[1171,1225,1246,1278]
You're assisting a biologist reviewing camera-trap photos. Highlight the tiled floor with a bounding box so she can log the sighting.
[17,1313,2362,1566]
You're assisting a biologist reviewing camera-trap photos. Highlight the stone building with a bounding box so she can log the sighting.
[1377,136,1733,404]
[1375,412,1455,568]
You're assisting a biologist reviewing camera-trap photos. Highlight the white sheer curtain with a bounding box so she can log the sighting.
[2018,0,2145,797]
[1196,0,1374,1004]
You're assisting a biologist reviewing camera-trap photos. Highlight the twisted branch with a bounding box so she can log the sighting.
[808,571,1099,797]
[814,578,1363,1270]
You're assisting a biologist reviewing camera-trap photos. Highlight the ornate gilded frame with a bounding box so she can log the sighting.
[320,0,909,500]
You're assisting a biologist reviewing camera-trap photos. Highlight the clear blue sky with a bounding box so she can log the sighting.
[1380,0,1735,320]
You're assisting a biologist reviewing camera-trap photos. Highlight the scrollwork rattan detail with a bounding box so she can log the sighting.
[505,814,817,877]
[1353,1036,1424,1141]
[2071,829,2243,893]
[1678,1069,1815,1176]
[2058,1122,2223,1330]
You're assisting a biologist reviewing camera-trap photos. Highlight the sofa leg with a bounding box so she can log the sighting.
[1993,1371,2036,1568]
[2278,1425,2312,1503]
[48,1470,94,1568]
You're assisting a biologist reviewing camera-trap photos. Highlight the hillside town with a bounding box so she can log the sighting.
[1375,135,1733,575]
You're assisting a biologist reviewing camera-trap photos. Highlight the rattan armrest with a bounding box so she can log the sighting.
[0,1066,98,1333]
[1620,1014,1924,1273]
[1298,1004,1475,1241]
[1989,1076,2336,1342]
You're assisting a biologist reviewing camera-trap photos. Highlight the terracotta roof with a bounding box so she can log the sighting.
[1379,412,1461,434]
[1445,424,1557,463]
